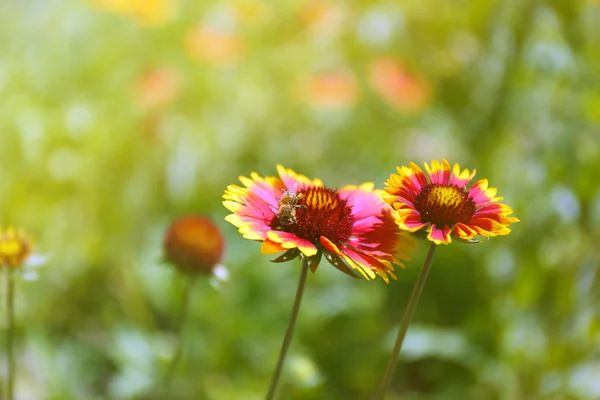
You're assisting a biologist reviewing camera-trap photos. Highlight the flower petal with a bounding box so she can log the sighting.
[384,163,426,202]
[267,230,318,256]
[452,223,477,240]
[320,236,375,280]
[468,179,499,206]
[449,163,476,188]
[427,225,451,245]
[339,183,385,222]
[396,210,429,231]
[261,239,286,254]
[341,245,396,283]
[276,164,322,191]
[401,162,428,191]
[424,159,451,185]
[468,217,506,233]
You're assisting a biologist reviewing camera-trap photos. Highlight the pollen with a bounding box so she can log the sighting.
[414,184,476,227]
[272,187,355,246]
[0,228,33,268]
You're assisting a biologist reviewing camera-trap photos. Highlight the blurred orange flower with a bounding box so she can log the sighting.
[88,0,175,27]
[185,24,244,66]
[133,68,181,110]
[0,228,33,269]
[368,56,432,113]
[163,216,225,275]
[299,70,360,110]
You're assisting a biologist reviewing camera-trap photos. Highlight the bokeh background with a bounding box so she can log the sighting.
[1,0,599,399]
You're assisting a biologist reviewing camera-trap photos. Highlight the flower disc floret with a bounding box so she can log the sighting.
[414,184,476,227]
[384,159,519,245]
[224,165,408,283]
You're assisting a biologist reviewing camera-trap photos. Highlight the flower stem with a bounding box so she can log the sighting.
[163,276,195,389]
[265,258,309,400]
[6,268,15,400]
[376,242,437,399]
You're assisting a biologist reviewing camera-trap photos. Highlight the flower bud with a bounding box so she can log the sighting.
[163,215,225,275]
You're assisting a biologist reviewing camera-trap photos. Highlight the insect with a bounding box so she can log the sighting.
[277,189,306,226]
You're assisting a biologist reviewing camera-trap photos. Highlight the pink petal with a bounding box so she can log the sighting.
[399,213,429,231]
[400,163,428,191]
[339,186,386,222]
[267,230,318,256]
[467,179,497,206]
[425,159,451,185]
[276,165,319,192]
[449,163,475,189]
[427,225,451,244]
[452,223,477,240]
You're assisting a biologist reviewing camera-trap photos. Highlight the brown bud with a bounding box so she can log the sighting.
[163,215,224,275]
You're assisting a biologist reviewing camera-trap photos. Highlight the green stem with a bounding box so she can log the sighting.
[163,276,195,389]
[6,268,15,400]
[376,242,437,399]
[265,258,309,400]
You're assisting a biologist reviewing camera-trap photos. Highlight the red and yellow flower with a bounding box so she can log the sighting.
[223,165,408,283]
[384,159,519,245]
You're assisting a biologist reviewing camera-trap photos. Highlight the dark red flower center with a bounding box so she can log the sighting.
[270,187,355,246]
[414,184,476,227]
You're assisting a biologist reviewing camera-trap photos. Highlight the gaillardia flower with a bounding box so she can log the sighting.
[0,227,33,268]
[223,165,408,283]
[384,159,519,245]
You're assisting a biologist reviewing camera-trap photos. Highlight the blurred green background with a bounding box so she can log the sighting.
[1,0,599,399]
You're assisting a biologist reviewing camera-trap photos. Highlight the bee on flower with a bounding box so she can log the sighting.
[276,189,306,226]
[223,165,410,283]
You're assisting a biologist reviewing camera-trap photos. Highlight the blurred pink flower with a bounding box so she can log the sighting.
[368,56,432,113]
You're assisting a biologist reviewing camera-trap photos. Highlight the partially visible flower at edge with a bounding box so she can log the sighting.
[223,165,410,283]
[0,227,47,280]
[163,215,227,278]
[0,227,32,268]
[383,159,519,245]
